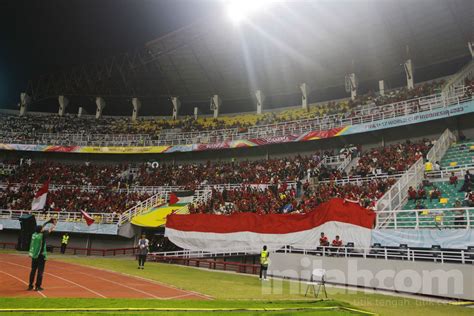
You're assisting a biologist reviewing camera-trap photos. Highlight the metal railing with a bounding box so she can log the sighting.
[192,189,212,205]
[149,254,260,274]
[0,242,138,256]
[150,247,262,258]
[317,154,353,172]
[442,60,473,96]
[118,191,167,226]
[336,154,352,172]
[0,86,471,147]
[376,158,424,217]
[426,129,456,164]
[317,173,403,186]
[0,209,120,224]
[277,245,474,265]
[151,244,474,265]
[425,164,474,179]
[376,207,474,229]
[376,129,455,217]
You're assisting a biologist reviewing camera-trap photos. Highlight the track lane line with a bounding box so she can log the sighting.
[46,258,212,300]
[0,261,107,298]
[0,271,47,298]
[49,263,164,299]
[1,254,211,300]
[163,293,197,300]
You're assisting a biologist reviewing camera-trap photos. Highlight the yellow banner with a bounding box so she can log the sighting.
[132,205,189,227]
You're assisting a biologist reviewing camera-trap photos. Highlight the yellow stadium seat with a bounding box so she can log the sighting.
[450,162,458,167]
[435,216,443,223]
[439,198,448,204]
[421,210,429,215]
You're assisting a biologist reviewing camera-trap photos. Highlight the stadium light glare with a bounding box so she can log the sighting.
[225,0,276,24]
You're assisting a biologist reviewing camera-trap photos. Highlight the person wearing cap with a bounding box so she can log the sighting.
[28,218,56,291]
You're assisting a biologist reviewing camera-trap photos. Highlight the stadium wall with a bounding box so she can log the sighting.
[269,252,474,300]
[0,229,135,249]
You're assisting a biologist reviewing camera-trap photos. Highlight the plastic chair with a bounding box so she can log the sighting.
[305,268,327,298]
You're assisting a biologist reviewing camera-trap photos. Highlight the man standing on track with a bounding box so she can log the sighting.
[259,245,269,281]
[137,234,149,269]
[28,218,57,291]
[60,233,69,254]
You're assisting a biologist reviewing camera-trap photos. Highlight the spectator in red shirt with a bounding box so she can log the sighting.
[331,235,343,247]
[417,187,426,200]
[449,172,458,186]
[319,232,329,247]
[331,235,343,256]
[408,186,417,200]
[430,187,441,202]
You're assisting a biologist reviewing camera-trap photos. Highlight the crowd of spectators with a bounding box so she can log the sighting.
[0,184,149,215]
[190,185,300,215]
[349,139,433,177]
[0,138,432,214]
[190,176,396,215]
[4,151,336,188]
[6,160,129,187]
[0,80,446,145]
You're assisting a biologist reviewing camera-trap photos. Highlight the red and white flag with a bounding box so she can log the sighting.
[80,209,95,226]
[31,181,49,211]
[165,198,376,251]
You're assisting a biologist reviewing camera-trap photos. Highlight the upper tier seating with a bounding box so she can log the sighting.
[0,80,445,146]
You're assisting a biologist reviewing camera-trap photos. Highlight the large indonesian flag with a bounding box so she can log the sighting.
[165,198,376,252]
[31,180,49,211]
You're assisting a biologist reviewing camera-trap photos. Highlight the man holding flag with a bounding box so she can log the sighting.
[28,218,57,291]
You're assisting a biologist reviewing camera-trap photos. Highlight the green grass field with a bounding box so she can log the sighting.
[1,253,472,316]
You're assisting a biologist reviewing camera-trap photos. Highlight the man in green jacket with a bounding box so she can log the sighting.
[28,218,56,291]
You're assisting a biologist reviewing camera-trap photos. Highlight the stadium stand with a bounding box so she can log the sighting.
[0,184,150,215]
[0,139,432,216]
[0,80,446,146]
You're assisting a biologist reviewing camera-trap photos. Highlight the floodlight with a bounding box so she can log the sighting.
[225,0,276,24]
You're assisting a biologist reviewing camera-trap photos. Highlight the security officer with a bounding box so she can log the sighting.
[60,233,69,254]
[259,245,269,281]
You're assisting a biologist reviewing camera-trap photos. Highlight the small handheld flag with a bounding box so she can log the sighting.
[169,192,179,205]
[80,210,95,226]
[31,180,49,211]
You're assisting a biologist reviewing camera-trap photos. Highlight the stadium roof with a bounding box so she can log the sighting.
[26,0,472,114]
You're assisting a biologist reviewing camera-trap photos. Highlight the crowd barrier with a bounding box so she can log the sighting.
[149,254,260,275]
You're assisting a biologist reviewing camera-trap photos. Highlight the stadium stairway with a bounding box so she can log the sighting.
[440,141,474,168]
[127,189,210,228]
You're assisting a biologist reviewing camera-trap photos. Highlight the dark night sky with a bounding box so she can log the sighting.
[0,0,218,108]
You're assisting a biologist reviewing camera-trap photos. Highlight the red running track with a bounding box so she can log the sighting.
[0,254,210,300]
